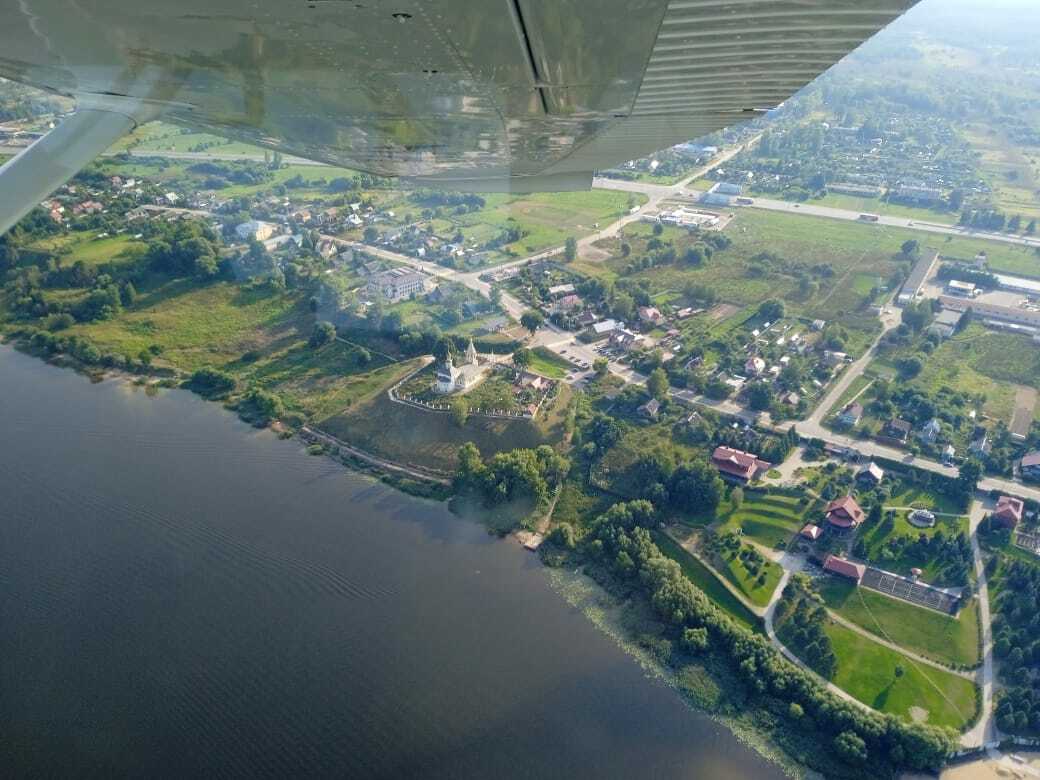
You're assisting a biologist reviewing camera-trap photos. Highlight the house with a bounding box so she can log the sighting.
[825,495,865,531]
[554,294,582,313]
[970,433,991,457]
[547,283,575,298]
[928,308,964,339]
[235,220,276,242]
[637,306,663,326]
[838,402,864,427]
[610,328,643,351]
[993,495,1025,529]
[367,267,427,303]
[823,350,848,367]
[942,444,956,464]
[781,391,800,406]
[879,418,912,445]
[857,462,884,487]
[316,238,339,259]
[744,356,765,376]
[823,555,866,584]
[585,319,620,341]
[638,398,661,420]
[918,418,942,445]
[710,446,771,483]
[1021,451,1040,481]
[811,319,826,331]
[800,524,823,542]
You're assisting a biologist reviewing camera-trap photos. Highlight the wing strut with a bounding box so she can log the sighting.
[0,101,157,236]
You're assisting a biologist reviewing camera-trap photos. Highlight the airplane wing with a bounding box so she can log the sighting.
[0,0,917,232]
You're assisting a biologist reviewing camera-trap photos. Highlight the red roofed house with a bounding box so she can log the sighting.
[823,555,866,584]
[993,495,1025,529]
[825,495,865,531]
[800,524,823,541]
[711,446,771,483]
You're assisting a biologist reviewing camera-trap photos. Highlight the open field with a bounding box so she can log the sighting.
[717,492,812,549]
[824,620,978,730]
[27,233,147,268]
[811,191,959,225]
[654,532,763,633]
[528,346,573,379]
[818,578,980,668]
[963,123,1040,223]
[71,281,308,373]
[317,383,571,472]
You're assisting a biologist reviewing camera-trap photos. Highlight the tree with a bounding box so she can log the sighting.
[668,459,724,515]
[834,731,867,764]
[730,486,744,510]
[747,381,773,411]
[512,347,533,369]
[450,396,468,427]
[564,236,578,261]
[355,347,371,365]
[433,336,455,362]
[647,367,669,401]
[652,222,664,236]
[756,298,784,321]
[611,291,635,321]
[362,226,378,243]
[901,239,920,259]
[593,357,608,377]
[520,309,544,336]
[309,320,336,348]
[1027,219,1037,235]
[957,459,983,503]
[948,189,965,212]
[620,242,631,257]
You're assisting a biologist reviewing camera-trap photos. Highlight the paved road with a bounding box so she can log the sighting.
[963,495,1001,749]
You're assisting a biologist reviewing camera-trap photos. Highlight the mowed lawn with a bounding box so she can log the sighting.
[654,532,762,634]
[716,549,782,608]
[819,578,980,668]
[825,621,978,731]
[529,347,573,379]
[717,492,812,549]
[72,281,307,372]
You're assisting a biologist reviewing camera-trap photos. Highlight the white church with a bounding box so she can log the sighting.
[433,339,490,394]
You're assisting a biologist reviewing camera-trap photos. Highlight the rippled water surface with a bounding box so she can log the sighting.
[0,346,783,779]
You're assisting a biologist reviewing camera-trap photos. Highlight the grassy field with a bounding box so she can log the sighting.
[317,383,571,472]
[654,532,763,633]
[717,492,812,548]
[858,511,971,586]
[819,578,980,668]
[528,346,573,378]
[886,484,965,515]
[715,546,783,607]
[879,322,1040,424]
[71,281,308,373]
[811,191,959,225]
[446,189,639,258]
[28,233,147,268]
[825,620,978,730]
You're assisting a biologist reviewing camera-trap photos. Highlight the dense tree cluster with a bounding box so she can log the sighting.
[455,443,570,509]
[991,558,1040,734]
[775,575,838,679]
[581,505,955,775]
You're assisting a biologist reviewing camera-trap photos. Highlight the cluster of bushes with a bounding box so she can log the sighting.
[775,575,838,679]
[455,443,570,512]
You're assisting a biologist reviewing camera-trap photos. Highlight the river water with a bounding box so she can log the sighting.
[0,346,783,778]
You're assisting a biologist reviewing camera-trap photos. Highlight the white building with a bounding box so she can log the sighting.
[235,220,277,242]
[367,267,428,302]
[433,339,488,394]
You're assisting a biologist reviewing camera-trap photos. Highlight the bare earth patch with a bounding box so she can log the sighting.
[708,303,740,320]
[908,706,929,724]
[1011,385,1037,437]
